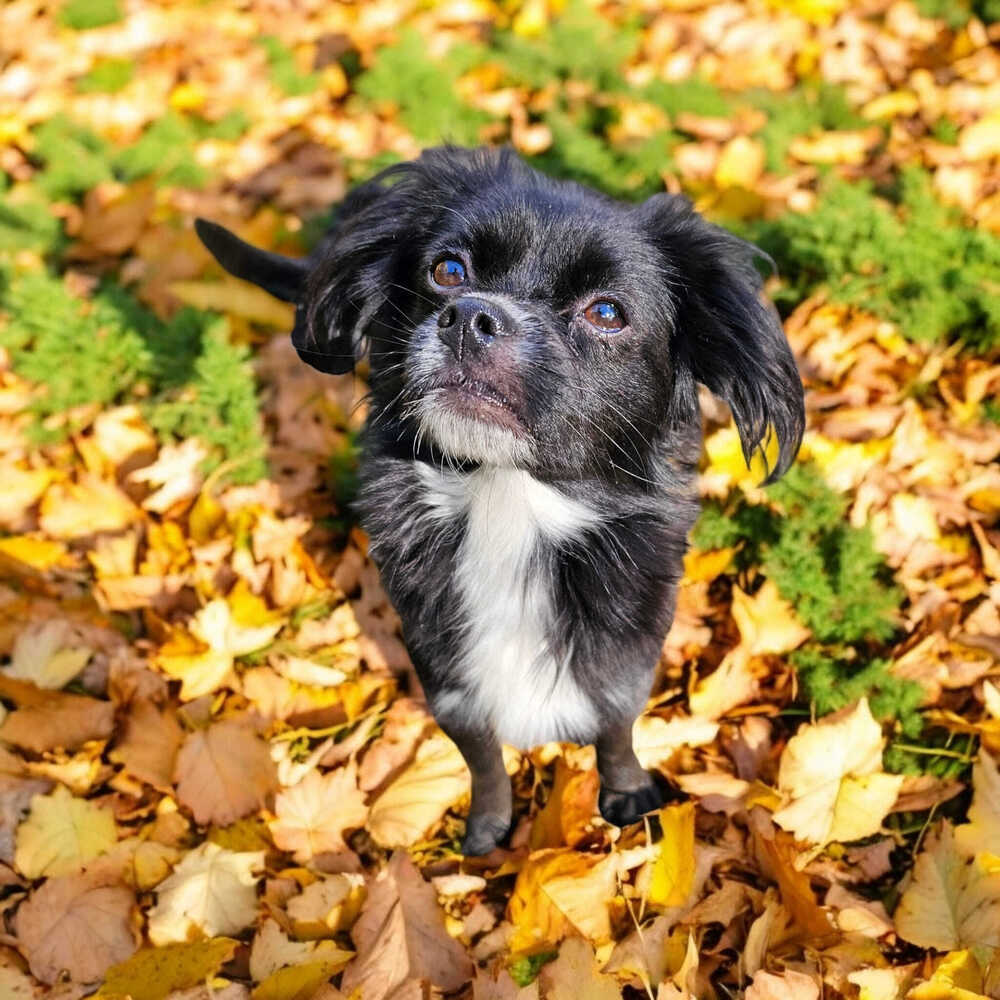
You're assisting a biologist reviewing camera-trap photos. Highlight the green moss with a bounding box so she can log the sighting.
[508,951,558,987]
[0,196,64,255]
[32,116,113,200]
[747,168,1000,347]
[192,110,251,142]
[791,647,924,736]
[931,116,960,145]
[642,78,733,120]
[355,31,490,146]
[58,0,122,30]
[0,271,265,482]
[491,0,639,92]
[258,36,320,96]
[113,113,208,187]
[913,0,998,26]
[749,83,868,173]
[76,58,135,94]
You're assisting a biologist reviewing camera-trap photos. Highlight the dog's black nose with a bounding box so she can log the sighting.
[436,297,509,361]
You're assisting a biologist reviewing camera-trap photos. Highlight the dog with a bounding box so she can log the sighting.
[196,145,804,855]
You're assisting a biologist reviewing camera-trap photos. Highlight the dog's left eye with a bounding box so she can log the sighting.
[583,300,626,332]
[431,259,466,288]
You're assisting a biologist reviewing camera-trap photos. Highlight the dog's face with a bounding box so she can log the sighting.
[197,147,804,483]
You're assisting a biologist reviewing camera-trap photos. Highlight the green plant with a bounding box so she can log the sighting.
[258,36,320,96]
[355,31,490,145]
[746,168,1000,346]
[58,0,122,30]
[113,113,208,187]
[76,58,135,94]
[748,83,868,172]
[0,271,266,482]
[32,116,113,200]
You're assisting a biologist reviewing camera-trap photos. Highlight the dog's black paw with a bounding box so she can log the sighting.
[461,812,511,856]
[599,780,664,828]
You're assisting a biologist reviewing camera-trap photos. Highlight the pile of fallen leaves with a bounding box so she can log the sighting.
[1,0,1000,997]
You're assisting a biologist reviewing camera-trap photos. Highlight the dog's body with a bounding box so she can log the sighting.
[197,146,804,854]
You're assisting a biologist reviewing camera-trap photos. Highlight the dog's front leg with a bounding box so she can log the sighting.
[596,718,664,828]
[437,715,512,855]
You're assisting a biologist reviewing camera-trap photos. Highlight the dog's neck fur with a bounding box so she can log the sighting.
[417,464,603,746]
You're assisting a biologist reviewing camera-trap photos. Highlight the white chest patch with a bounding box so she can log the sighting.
[418,465,601,748]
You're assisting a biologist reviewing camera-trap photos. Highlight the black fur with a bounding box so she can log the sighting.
[196,146,804,854]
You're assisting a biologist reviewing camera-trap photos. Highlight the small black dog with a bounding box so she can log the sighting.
[196,146,804,855]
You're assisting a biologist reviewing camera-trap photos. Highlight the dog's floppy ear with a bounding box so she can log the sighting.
[194,219,354,375]
[639,194,805,483]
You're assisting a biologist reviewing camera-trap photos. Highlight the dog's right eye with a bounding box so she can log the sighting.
[431,259,466,288]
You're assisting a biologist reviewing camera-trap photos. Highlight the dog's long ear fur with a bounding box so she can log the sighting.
[638,194,805,483]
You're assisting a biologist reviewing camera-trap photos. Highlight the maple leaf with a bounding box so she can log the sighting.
[14,869,138,984]
[157,596,282,700]
[895,822,1000,951]
[340,852,474,1000]
[248,918,352,982]
[173,716,278,827]
[537,937,622,1000]
[3,619,92,689]
[129,438,209,512]
[367,732,470,848]
[14,784,118,878]
[773,698,904,845]
[269,762,368,861]
[147,842,265,945]
[954,748,1000,859]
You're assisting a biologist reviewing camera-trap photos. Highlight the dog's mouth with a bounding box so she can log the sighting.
[427,375,527,433]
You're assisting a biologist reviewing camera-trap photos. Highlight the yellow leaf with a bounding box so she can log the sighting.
[0,464,52,528]
[249,919,352,984]
[896,822,1000,950]
[269,763,368,861]
[91,406,156,467]
[368,733,470,848]
[683,547,734,583]
[633,714,719,771]
[862,91,920,120]
[4,619,92,689]
[955,749,1000,859]
[773,699,904,845]
[147,842,265,945]
[286,873,367,938]
[908,950,985,1000]
[730,580,811,657]
[252,961,346,1000]
[170,277,296,329]
[649,802,695,907]
[129,439,209,513]
[98,939,239,1000]
[714,136,765,189]
[14,784,118,879]
[960,113,1000,161]
[0,535,72,572]
[789,129,880,165]
[39,474,139,539]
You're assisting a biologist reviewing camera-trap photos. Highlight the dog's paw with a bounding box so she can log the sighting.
[599,780,664,828]
[461,812,511,856]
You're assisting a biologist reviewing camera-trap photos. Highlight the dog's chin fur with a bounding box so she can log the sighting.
[414,398,535,467]
[195,144,806,852]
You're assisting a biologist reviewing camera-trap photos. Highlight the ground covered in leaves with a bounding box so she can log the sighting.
[1,0,1000,997]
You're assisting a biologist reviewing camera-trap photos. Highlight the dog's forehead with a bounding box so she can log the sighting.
[442,186,659,295]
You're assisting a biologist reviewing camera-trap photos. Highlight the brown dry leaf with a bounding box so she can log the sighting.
[367,733,470,848]
[537,936,621,1000]
[286,873,367,938]
[174,718,279,827]
[756,831,833,938]
[954,748,1000,859]
[340,852,474,1000]
[248,918,352,982]
[269,763,368,861]
[3,619,92,690]
[39,474,139,539]
[70,180,155,259]
[746,970,820,1000]
[110,698,183,791]
[0,678,115,753]
[15,869,138,984]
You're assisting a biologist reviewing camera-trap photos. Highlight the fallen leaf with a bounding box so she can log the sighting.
[15,868,138,984]
[269,762,368,861]
[129,439,210,513]
[14,784,117,879]
[286,873,367,938]
[746,970,820,1000]
[0,678,115,753]
[773,699,904,845]
[111,698,184,790]
[39,474,139,539]
[895,822,1000,950]
[147,842,265,945]
[649,803,696,907]
[954,748,1000,859]
[98,939,239,1000]
[248,918,352,982]
[3,619,92,689]
[537,936,621,1000]
[632,714,720,771]
[367,733,470,848]
[174,717,278,827]
[340,852,474,999]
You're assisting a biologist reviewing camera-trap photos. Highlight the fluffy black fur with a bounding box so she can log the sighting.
[196,146,804,855]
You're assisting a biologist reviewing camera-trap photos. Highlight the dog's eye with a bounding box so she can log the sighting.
[431,258,466,288]
[583,300,626,332]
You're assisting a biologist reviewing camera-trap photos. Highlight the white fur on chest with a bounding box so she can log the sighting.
[419,465,601,748]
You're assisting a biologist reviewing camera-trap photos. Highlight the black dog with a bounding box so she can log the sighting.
[196,146,804,855]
